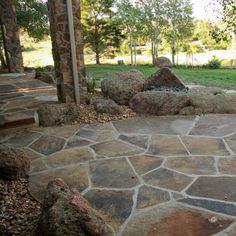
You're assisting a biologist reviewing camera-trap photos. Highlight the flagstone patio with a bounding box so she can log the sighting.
[1,114,236,235]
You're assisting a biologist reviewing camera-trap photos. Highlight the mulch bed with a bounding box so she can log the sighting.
[0,103,138,235]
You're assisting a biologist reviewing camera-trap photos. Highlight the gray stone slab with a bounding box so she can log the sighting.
[30,135,65,155]
[186,176,236,202]
[181,136,230,156]
[15,80,51,89]
[225,134,236,154]
[85,189,134,230]
[129,155,163,175]
[0,84,17,93]
[29,164,89,202]
[76,128,116,142]
[190,114,236,137]
[147,135,188,156]
[179,198,236,216]
[90,158,140,188]
[143,168,193,191]
[90,140,143,157]
[165,156,216,175]
[113,116,196,135]
[137,185,170,209]
[119,134,149,149]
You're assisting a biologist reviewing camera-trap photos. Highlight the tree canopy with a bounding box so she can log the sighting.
[16,0,49,40]
[81,0,123,64]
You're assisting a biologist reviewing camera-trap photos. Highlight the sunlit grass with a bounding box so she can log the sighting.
[21,38,236,89]
[86,64,236,90]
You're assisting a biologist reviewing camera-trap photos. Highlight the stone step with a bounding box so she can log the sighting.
[0,110,39,130]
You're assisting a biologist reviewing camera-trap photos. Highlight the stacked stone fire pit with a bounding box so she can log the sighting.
[101,67,236,116]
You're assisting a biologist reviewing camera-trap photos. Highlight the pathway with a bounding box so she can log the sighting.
[0,73,57,129]
[1,114,236,235]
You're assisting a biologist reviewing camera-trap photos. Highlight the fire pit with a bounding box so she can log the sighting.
[129,68,236,116]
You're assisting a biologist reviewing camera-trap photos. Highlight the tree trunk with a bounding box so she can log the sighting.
[130,34,133,65]
[231,31,235,69]
[95,51,100,65]
[171,47,175,65]
[0,0,23,73]
[0,45,7,70]
[151,41,155,65]
[151,36,159,65]
[134,41,137,66]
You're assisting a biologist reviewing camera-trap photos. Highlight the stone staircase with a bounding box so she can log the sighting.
[0,73,57,129]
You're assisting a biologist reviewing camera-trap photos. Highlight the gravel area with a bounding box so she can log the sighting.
[78,103,137,124]
[0,179,41,236]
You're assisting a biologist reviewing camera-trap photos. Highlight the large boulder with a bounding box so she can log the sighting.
[38,178,112,236]
[180,91,236,115]
[38,103,80,127]
[35,71,55,84]
[0,144,30,180]
[130,91,189,115]
[101,70,145,105]
[93,98,123,115]
[144,68,185,90]
[129,89,236,116]
[153,57,172,68]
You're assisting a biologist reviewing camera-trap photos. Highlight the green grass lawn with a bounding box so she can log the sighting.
[86,64,236,90]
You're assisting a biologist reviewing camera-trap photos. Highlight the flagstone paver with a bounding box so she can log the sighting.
[76,128,116,142]
[186,176,236,202]
[29,134,65,155]
[181,136,230,156]
[178,198,236,216]
[1,114,235,235]
[112,116,196,135]
[119,134,149,149]
[122,203,233,236]
[85,189,134,230]
[143,168,194,191]
[89,158,139,188]
[218,157,236,174]
[29,164,89,202]
[225,134,236,154]
[136,185,170,209]
[190,114,236,137]
[43,147,94,168]
[21,148,43,161]
[65,136,93,149]
[165,156,216,175]
[1,129,41,148]
[147,135,188,156]
[90,140,143,157]
[129,155,163,175]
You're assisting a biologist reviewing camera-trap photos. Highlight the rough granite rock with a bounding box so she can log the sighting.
[144,68,185,90]
[180,92,236,115]
[93,98,123,115]
[38,178,112,236]
[35,71,55,84]
[130,91,189,115]
[0,144,30,180]
[130,89,236,116]
[38,103,80,127]
[101,70,145,105]
[153,57,172,68]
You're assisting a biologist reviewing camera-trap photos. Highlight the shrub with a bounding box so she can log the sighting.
[205,56,221,69]
[86,75,96,94]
